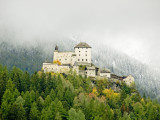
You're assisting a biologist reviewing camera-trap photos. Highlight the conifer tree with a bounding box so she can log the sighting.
[50,89,56,101]
[29,102,39,120]
[68,108,85,120]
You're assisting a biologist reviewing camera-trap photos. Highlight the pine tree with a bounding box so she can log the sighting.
[50,89,56,101]
[0,67,8,105]
[30,90,36,103]
[8,103,26,120]
[37,96,44,111]
[44,95,52,108]
[29,102,39,120]
[24,91,32,117]
[64,88,75,107]
[68,108,85,120]
[55,112,62,120]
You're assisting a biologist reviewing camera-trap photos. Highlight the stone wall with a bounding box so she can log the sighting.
[53,51,75,65]
[75,47,91,63]
[43,63,70,73]
[123,75,134,86]
[87,69,96,77]
[100,73,111,78]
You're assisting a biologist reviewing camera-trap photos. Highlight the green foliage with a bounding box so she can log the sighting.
[68,108,85,120]
[0,64,160,120]
[8,103,26,120]
[30,102,39,120]
[79,65,86,71]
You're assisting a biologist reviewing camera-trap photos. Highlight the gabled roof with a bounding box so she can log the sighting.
[100,69,111,73]
[74,42,91,48]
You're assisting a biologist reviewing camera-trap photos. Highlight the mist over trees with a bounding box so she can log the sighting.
[0,40,160,102]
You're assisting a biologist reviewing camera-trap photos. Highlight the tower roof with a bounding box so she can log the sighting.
[74,42,91,48]
[55,45,58,51]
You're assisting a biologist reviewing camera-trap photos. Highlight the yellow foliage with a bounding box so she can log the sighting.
[51,72,56,76]
[141,98,145,103]
[53,60,61,65]
[102,88,119,99]
[92,87,98,95]
[37,71,43,76]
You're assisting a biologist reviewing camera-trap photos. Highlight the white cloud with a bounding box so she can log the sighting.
[0,0,160,67]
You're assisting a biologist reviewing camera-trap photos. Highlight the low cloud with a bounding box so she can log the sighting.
[0,0,160,67]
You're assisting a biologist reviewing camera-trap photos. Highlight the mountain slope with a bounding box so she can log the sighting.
[0,40,160,101]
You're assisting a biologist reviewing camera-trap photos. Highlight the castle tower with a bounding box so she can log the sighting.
[55,45,58,51]
[53,45,58,61]
[74,42,92,64]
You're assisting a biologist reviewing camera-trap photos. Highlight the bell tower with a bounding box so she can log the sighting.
[53,45,58,61]
[55,45,58,51]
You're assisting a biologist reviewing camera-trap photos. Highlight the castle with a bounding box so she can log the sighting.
[42,42,134,86]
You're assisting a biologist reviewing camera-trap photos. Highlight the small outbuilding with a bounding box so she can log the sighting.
[100,69,111,78]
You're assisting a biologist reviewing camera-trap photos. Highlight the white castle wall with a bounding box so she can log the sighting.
[100,73,111,78]
[53,51,75,65]
[87,69,95,77]
[43,63,70,73]
[123,75,134,86]
[75,48,91,63]
[86,66,96,77]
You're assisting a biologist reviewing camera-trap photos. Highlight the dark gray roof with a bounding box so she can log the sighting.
[74,42,91,48]
[100,69,111,73]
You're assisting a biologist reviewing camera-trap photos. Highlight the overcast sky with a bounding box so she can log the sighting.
[0,0,160,67]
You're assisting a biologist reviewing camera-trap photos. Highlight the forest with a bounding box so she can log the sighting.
[0,64,160,120]
[1,41,160,102]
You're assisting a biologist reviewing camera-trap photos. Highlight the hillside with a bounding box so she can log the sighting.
[0,41,160,102]
[0,65,160,120]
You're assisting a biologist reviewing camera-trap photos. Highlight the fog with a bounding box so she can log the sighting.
[0,0,160,67]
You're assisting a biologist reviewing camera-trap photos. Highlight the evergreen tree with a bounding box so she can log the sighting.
[55,112,62,120]
[68,108,85,120]
[37,96,44,112]
[64,87,75,107]
[10,67,23,92]
[24,91,32,117]
[49,89,56,101]
[40,108,53,120]
[44,95,52,108]
[0,67,8,105]
[8,103,26,120]
[21,71,30,92]
[29,102,39,120]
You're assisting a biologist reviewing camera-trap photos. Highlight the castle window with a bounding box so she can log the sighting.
[82,59,83,61]
[86,51,87,52]
[86,59,87,61]
[79,51,80,52]
[79,54,80,56]
[86,54,87,56]
[78,59,80,61]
